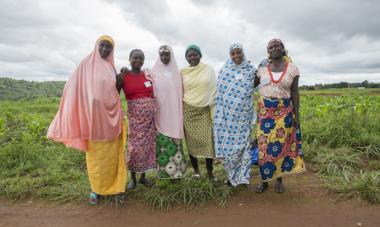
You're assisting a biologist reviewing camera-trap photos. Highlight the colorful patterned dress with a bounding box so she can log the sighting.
[181,63,217,159]
[123,72,156,173]
[256,63,306,182]
[214,43,257,186]
[149,46,186,179]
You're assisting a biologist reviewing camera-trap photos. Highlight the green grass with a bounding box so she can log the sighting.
[0,88,380,208]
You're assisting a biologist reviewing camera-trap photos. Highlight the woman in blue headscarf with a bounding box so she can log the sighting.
[213,43,257,187]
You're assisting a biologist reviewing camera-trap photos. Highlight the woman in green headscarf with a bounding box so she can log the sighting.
[181,44,217,180]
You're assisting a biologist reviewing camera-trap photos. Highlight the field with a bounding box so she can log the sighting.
[0,87,379,209]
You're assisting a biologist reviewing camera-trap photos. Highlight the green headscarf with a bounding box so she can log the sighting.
[185,44,202,58]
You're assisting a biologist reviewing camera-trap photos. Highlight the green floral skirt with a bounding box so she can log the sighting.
[156,133,186,179]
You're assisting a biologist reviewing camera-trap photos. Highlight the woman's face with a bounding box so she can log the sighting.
[160,52,171,65]
[186,49,201,67]
[130,51,145,69]
[267,41,283,60]
[230,48,244,65]
[98,40,113,59]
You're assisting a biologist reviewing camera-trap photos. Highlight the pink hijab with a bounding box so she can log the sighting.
[148,45,184,139]
[47,35,123,152]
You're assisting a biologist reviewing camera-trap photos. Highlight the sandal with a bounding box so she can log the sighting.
[115,193,126,203]
[208,176,219,182]
[139,178,154,187]
[275,181,285,193]
[192,173,201,178]
[89,192,98,205]
[255,182,268,193]
[225,180,233,187]
[127,181,137,190]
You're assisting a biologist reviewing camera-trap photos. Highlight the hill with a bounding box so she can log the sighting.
[0,78,65,100]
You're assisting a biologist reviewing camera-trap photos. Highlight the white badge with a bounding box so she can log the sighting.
[235,74,244,80]
[144,81,152,87]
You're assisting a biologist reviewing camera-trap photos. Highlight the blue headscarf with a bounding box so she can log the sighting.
[220,42,255,79]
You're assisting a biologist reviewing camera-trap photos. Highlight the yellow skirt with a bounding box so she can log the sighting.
[86,122,127,195]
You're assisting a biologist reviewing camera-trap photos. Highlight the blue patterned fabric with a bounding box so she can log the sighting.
[213,43,257,186]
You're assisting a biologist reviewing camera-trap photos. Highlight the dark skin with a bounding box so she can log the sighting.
[186,49,201,67]
[255,40,300,193]
[98,40,113,59]
[160,51,171,65]
[115,50,153,188]
[116,50,145,93]
[230,48,244,65]
[184,49,216,180]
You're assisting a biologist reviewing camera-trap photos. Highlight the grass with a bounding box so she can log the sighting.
[0,88,380,208]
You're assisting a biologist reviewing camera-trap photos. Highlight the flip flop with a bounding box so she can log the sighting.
[192,173,201,178]
[139,178,154,187]
[89,192,98,205]
[255,183,268,193]
[127,181,137,190]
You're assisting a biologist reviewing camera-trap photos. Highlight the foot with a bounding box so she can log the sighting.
[139,178,154,187]
[275,181,285,193]
[89,192,98,205]
[255,182,268,193]
[208,174,218,182]
[225,179,233,187]
[192,171,201,178]
[170,179,179,184]
[115,193,126,203]
[127,181,137,189]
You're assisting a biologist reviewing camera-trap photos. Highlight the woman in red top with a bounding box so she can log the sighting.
[117,49,156,189]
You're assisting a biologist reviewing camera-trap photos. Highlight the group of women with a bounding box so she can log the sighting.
[47,35,306,205]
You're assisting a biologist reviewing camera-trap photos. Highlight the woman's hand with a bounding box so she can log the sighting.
[120,67,129,74]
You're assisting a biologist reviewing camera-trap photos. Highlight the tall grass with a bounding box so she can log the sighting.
[0,91,380,207]
[302,94,380,203]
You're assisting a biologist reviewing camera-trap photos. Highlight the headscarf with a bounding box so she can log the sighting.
[214,43,256,155]
[220,42,256,83]
[266,38,293,64]
[148,45,184,139]
[181,61,217,108]
[47,35,123,152]
[185,44,202,57]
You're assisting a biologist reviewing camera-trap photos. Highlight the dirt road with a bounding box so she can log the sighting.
[1,173,379,227]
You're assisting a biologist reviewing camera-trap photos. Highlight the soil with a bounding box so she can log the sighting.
[1,172,379,227]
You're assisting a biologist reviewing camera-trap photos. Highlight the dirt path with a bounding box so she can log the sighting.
[1,172,379,227]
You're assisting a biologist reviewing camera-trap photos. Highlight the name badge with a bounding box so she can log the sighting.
[144,81,152,87]
[235,74,244,80]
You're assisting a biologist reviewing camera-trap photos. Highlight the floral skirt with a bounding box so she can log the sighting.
[256,96,306,182]
[127,97,156,173]
[156,133,186,179]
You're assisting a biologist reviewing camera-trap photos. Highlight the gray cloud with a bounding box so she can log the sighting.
[0,0,379,84]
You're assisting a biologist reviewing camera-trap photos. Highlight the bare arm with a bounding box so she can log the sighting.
[116,73,124,93]
[291,75,300,128]
[254,73,260,88]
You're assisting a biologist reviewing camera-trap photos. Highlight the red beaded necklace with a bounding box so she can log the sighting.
[267,62,288,84]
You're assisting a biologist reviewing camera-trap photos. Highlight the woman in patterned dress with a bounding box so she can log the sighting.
[214,43,256,187]
[147,45,186,180]
[254,39,306,193]
[181,44,217,180]
[117,49,156,189]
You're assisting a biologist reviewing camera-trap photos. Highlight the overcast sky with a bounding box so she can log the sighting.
[1,0,379,85]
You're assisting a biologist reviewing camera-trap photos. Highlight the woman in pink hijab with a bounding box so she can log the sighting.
[149,45,186,180]
[47,35,127,205]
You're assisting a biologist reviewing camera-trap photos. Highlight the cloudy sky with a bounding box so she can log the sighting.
[1,0,379,85]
